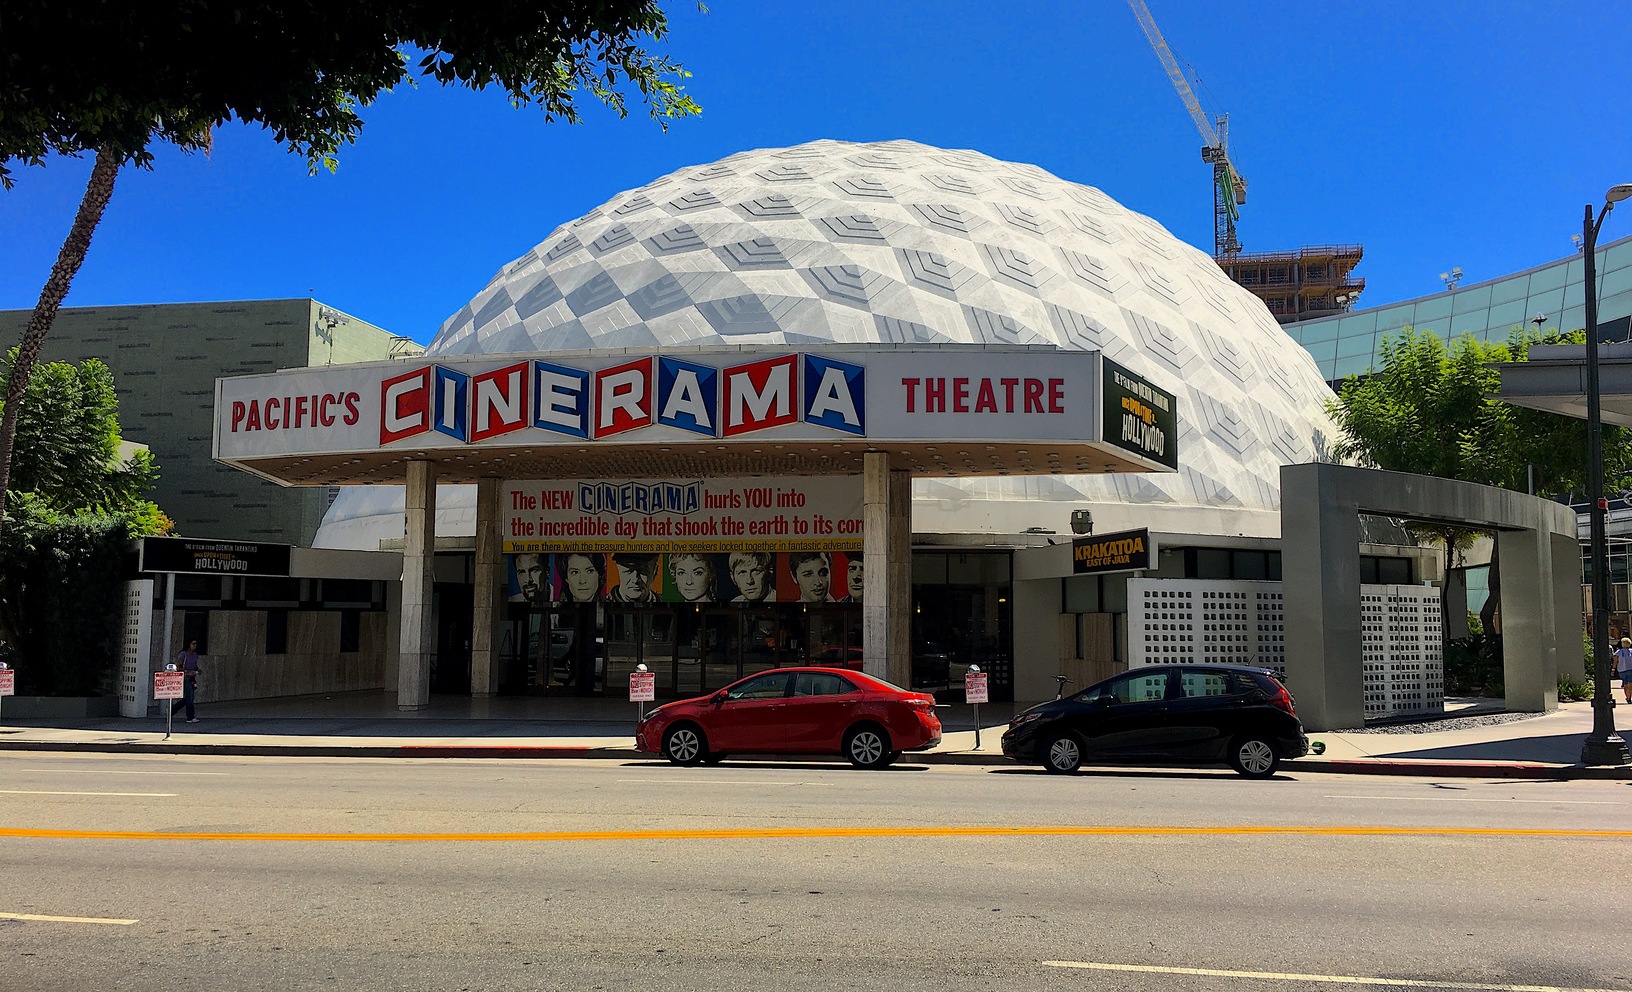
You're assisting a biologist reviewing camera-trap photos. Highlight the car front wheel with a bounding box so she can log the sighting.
[663,724,706,766]
[844,725,892,769]
[1229,736,1280,778]
[1042,731,1082,774]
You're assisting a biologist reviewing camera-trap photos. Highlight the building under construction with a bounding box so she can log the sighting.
[1216,244,1366,324]
[1127,1,1365,325]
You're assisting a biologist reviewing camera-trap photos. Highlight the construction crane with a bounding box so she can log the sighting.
[1126,0,1248,257]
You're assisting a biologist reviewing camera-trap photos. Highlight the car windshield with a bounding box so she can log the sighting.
[850,672,909,693]
[725,673,789,700]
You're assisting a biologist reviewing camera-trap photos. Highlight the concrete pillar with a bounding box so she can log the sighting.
[1280,466,1365,733]
[398,460,436,710]
[470,478,503,697]
[863,452,911,687]
[1498,525,1559,712]
[1443,570,1470,640]
[1553,531,1586,680]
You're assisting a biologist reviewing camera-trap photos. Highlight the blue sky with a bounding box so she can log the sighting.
[5,1,1631,344]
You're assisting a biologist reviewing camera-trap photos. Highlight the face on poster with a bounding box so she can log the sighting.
[556,552,604,603]
[663,552,720,603]
[727,551,775,604]
[509,553,552,604]
[607,553,662,603]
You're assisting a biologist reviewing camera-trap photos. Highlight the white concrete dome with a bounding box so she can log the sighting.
[316,139,1335,549]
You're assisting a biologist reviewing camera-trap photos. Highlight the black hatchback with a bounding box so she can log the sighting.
[1000,664,1309,778]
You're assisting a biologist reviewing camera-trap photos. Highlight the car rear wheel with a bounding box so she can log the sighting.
[844,725,892,769]
[1042,731,1082,774]
[1229,736,1280,778]
[663,724,706,766]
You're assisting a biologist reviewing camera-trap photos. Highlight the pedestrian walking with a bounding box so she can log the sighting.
[172,639,203,723]
[1616,637,1632,705]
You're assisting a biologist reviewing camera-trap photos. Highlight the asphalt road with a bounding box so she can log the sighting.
[2,753,1629,992]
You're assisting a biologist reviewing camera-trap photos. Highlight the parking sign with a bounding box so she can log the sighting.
[153,671,186,700]
[629,670,655,702]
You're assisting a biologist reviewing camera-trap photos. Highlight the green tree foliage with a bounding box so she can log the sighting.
[0,2,701,186]
[1326,327,1631,693]
[1327,326,1632,496]
[0,1,701,532]
[0,355,167,695]
[4,353,162,525]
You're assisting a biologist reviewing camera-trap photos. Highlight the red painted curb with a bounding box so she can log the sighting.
[1305,759,1632,780]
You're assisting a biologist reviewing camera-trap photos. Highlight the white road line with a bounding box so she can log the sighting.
[46,770,228,777]
[614,778,831,787]
[1043,960,1628,992]
[0,912,138,926]
[1325,795,1625,805]
[0,790,178,797]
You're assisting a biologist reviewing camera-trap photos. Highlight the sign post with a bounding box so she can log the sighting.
[153,667,186,740]
[0,662,13,722]
[964,666,988,751]
[629,663,655,723]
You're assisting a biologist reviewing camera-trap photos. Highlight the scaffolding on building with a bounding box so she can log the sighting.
[1215,244,1366,324]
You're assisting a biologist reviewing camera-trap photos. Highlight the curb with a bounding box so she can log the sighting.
[1291,758,1632,780]
[2,739,1629,777]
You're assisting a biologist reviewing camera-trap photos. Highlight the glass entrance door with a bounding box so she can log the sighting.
[541,605,605,695]
[606,609,678,697]
[674,609,744,696]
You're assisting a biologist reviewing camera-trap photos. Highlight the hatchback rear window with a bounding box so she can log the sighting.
[1179,671,1231,698]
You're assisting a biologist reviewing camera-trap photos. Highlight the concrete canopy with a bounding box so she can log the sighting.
[1492,342,1632,427]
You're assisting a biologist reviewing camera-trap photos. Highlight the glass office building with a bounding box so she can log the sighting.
[1285,233,1632,384]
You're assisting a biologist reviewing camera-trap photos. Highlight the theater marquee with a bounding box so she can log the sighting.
[212,346,1179,485]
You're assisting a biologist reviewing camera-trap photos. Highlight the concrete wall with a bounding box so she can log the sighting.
[0,299,415,546]
[1282,463,1578,730]
[157,609,391,705]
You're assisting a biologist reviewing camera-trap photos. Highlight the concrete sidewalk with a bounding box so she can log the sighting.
[2,693,1630,779]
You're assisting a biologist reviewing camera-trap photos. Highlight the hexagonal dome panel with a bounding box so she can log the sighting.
[316,139,1336,549]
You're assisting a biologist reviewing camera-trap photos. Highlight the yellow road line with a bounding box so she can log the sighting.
[1044,960,1627,992]
[0,824,1627,843]
[0,912,138,926]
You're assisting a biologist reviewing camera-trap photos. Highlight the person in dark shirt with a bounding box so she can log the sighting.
[172,640,203,724]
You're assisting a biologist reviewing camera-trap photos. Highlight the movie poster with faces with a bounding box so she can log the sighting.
[506,550,861,605]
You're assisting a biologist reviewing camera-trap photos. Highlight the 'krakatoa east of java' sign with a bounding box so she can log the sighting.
[504,477,863,554]
[213,347,1168,468]
[1072,528,1155,575]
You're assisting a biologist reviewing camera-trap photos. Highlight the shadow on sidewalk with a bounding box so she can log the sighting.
[1370,732,1590,765]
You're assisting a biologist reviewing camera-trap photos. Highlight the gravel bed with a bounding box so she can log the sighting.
[1333,710,1542,735]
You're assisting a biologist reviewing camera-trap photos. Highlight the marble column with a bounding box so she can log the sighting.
[469,478,503,698]
[398,459,436,710]
[863,452,912,687]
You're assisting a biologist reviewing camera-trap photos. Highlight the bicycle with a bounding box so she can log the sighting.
[1052,674,1074,700]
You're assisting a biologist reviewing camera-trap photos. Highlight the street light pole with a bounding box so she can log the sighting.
[1580,186,1632,766]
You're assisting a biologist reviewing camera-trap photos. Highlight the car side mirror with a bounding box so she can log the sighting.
[1094,693,1116,706]
[712,690,729,705]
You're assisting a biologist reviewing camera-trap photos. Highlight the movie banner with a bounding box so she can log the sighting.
[503,477,864,555]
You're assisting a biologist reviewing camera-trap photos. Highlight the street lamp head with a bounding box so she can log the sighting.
[1606,184,1632,205]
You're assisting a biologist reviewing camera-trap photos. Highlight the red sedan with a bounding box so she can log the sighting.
[635,667,942,769]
